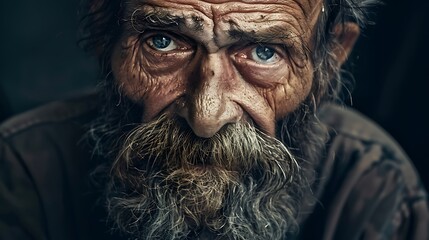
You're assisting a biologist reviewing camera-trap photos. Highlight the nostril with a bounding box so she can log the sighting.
[174,102,224,138]
[193,127,219,138]
[189,104,243,138]
[189,119,222,138]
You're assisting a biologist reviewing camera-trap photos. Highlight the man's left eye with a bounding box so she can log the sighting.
[251,45,279,64]
[148,34,178,51]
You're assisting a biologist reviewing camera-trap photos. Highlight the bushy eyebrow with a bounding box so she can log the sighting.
[228,27,296,45]
[125,8,204,33]
[125,8,303,50]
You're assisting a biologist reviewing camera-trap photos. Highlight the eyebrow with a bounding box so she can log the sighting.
[126,9,302,47]
[228,27,297,45]
[125,9,204,33]
[228,26,309,61]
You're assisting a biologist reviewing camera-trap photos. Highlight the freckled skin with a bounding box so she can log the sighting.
[111,0,323,137]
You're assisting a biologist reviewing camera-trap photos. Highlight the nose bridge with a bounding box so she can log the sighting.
[196,53,226,116]
[186,52,239,138]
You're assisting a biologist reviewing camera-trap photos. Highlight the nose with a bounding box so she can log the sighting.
[180,52,242,138]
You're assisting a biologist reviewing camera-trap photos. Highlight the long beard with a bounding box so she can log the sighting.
[104,114,307,240]
[86,75,329,239]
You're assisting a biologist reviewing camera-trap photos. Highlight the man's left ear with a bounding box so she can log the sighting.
[331,22,361,66]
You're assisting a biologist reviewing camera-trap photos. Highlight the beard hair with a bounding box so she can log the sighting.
[86,79,328,240]
[106,114,306,240]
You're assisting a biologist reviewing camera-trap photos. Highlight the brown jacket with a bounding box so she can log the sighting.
[0,94,428,240]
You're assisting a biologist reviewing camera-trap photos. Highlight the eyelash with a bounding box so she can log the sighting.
[139,30,288,64]
[141,31,192,49]
[232,43,287,62]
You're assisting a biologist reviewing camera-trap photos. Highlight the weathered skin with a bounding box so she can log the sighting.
[112,0,324,137]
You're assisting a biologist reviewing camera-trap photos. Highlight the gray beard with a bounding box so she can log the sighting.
[87,82,327,240]
[104,114,307,240]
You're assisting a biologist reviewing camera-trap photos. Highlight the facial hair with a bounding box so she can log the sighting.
[104,114,307,240]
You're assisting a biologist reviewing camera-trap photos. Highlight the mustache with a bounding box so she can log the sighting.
[111,114,299,182]
[107,114,304,240]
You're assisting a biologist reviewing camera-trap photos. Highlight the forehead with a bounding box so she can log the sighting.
[133,0,320,16]
[126,0,322,49]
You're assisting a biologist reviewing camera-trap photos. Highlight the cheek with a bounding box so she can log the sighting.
[111,37,154,102]
[273,64,313,119]
[111,37,188,119]
[112,37,186,96]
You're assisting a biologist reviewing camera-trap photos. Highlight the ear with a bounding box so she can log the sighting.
[331,22,360,66]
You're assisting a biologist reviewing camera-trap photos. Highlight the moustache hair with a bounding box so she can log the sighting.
[106,114,306,240]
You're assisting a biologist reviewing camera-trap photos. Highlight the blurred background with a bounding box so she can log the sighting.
[0,0,428,189]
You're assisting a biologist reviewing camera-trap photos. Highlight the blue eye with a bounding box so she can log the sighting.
[152,35,171,49]
[251,45,278,63]
[149,34,177,51]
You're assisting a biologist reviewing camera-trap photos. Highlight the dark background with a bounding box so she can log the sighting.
[0,1,428,189]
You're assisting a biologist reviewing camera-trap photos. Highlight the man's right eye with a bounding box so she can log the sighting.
[147,34,178,52]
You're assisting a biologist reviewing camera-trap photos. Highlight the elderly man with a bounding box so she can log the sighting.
[0,0,428,239]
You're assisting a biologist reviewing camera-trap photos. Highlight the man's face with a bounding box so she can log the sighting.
[111,0,322,137]
[102,1,327,238]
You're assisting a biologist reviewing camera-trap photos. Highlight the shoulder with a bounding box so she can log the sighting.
[0,92,101,240]
[0,92,100,168]
[0,92,100,140]
[319,103,406,153]
[313,103,428,239]
[317,103,426,202]
[0,91,101,187]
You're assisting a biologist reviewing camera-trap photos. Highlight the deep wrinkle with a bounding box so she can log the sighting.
[112,0,321,137]
[126,9,310,78]
[127,7,303,51]
[125,5,310,81]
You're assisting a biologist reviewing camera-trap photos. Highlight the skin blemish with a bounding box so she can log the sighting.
[191,15,205,31]
[112,0,321,136]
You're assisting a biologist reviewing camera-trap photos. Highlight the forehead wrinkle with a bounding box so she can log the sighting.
[137,0,215,18]
[210,1,315,37]
[291,0,323,18]
[127,0,321,50]
[216,10,308,49]
[209,0,314,17]
[222,12,305,33]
